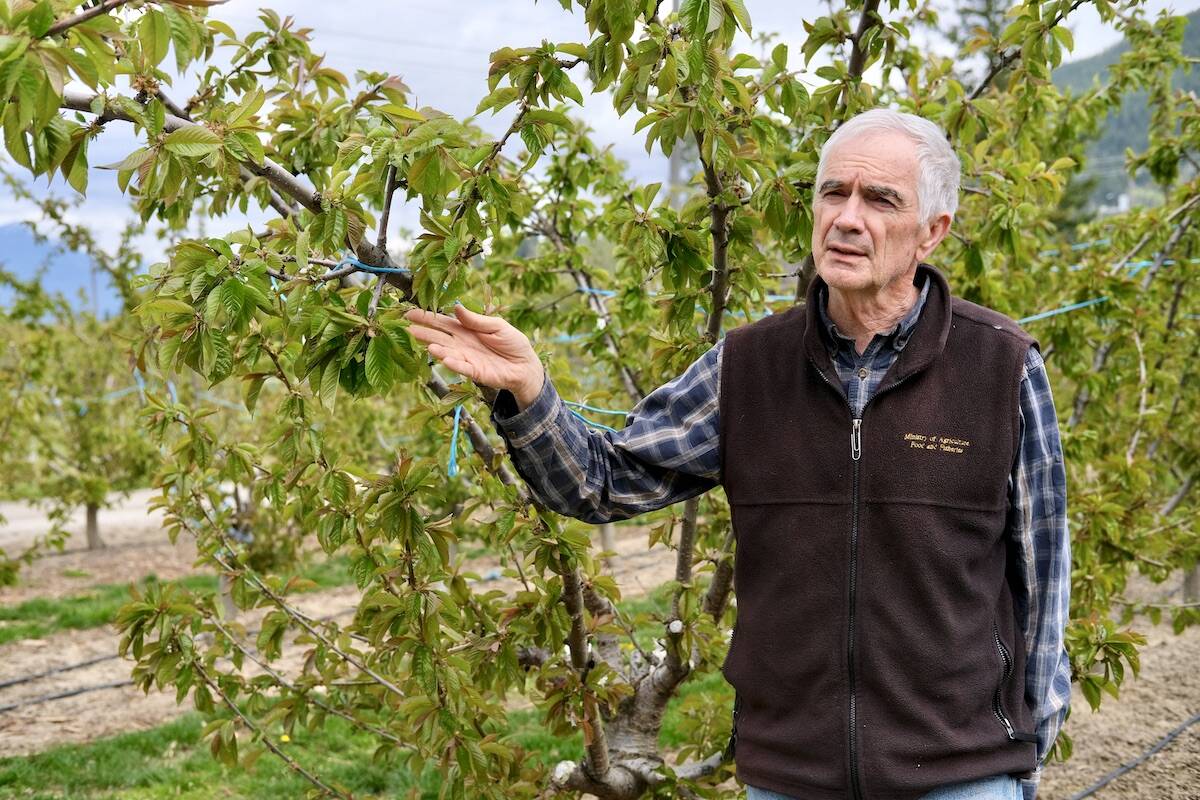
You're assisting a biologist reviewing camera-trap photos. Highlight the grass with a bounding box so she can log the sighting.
[0,557,354,646]
[0,576,734,799]
[0,678,731,799]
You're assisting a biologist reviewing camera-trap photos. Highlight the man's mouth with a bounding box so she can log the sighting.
[828,242,868,257]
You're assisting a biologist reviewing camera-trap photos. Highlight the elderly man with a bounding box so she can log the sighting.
[404,109,1071,800]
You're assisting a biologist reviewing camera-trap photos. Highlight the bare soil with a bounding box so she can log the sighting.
[0,514,678,758]
[2,494,1198,800]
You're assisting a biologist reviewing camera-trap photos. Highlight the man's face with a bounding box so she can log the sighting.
[811,130,949,294]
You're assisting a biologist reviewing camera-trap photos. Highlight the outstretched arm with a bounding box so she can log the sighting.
[405,304,722,523]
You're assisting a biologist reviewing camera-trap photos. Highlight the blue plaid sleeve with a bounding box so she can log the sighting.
[1009,346,1072,800]
[487,341,723,524]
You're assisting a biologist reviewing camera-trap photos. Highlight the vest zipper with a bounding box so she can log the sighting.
[808,355,922,800]
[848,417,863,800]
[992,623,1016,739]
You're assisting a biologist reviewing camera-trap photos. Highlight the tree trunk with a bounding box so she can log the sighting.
[85,502,104,550]
[599,523,616,567]
[1185,564,1200,604]
[219,573,238,620]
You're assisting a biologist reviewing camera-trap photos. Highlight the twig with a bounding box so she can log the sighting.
[45,0,138,38]
[61,89,323,217]
[377,165,398,250]
[203,610,413,749]
[1125,328,1148,466]
[967,0,1089,101]
[191,659,352,799]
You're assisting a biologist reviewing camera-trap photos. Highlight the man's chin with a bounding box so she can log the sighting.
[816,259,873,290]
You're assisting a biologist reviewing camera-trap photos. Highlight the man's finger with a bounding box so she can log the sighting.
[404,307,462,335]
[427,344,477,381]
[453,303,506,334]
[406,323,456,349]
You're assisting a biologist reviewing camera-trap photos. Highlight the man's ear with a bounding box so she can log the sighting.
[915,213,952,261]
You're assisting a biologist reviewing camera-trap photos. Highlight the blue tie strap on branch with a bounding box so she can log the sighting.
[167,381,178,403]
[338,254,412,275]
[569,407,620,433]
[133,369,147,402]
[100,384,140,402]
[447,404,463,477]
[1017,296,1109,325]
[577,286,617,297]
[563,400,629,417]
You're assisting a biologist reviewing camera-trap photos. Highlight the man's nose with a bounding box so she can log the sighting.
[833,193,865,233]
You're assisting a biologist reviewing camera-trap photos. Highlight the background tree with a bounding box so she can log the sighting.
[0,0,1195,796]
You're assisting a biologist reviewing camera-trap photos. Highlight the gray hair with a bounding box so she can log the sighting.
[815,109,961,223]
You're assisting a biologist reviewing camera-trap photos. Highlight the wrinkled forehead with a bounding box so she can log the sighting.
[819,131,920,195]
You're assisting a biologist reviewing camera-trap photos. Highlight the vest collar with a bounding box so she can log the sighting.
[802,263,954,394]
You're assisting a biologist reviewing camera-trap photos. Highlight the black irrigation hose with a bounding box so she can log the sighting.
[0,653,120,691]
[1067,709,1200,800]
[0,680,135,713]
[0,607,360,714]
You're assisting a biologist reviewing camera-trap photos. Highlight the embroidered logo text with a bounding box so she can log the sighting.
[903,432,972,455]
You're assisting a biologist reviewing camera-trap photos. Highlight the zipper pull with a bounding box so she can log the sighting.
[851,418,862,461]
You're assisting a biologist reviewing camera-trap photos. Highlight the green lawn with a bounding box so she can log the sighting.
[0,578,734,798]
[0,558,354,645]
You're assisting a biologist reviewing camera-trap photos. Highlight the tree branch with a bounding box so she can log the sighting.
[377,164,398,250]
[967,0,1089,101]
[846,0,882,82]
[202,610,414,750]
[560,554,612,780]
[1071,197,1197,427]
[61,88,323,217]
[45,0,138,38]
[191,659,352,800]
[153,88,298,219]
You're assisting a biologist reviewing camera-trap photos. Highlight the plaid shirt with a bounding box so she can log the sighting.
[488,277,1071,796]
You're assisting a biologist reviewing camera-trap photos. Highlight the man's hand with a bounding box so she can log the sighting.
[404,304,545,409]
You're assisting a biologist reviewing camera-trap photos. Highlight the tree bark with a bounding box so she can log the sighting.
[85,502,104,550]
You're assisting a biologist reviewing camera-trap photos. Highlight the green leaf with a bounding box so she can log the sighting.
[364,335,394,391]
[98,147,154,172]
[26,1,53,38]
[320,359,340,410]
[138,297,195,316]
[220,277,244,319]
[242,374,266,414]
[138,9,171,67]
[771,43,788,70]
[163,125,222,156]
[726,0,751,34]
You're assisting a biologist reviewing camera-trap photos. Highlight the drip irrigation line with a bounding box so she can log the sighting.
[1066,709,1200,799]
[0,679,135,713]
[0,608,359,713]
[0,653,119,691]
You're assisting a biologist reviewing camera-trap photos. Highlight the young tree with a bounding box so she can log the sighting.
[0,0,1195,796]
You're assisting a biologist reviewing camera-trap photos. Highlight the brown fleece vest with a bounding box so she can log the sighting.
[719,264,1038,800]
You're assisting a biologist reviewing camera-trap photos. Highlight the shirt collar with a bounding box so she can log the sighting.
[818,270,930,357]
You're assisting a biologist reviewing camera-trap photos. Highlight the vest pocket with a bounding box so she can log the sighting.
[724,691,741,759]
[992,621,1039,744]
[991,621,1016,739]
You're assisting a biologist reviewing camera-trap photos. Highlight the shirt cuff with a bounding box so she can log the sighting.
[489,373,562,448]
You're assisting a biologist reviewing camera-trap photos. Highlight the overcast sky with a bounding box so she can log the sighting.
[2,0,1196,274]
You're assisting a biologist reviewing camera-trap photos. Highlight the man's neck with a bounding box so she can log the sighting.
[826,269,921,355]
